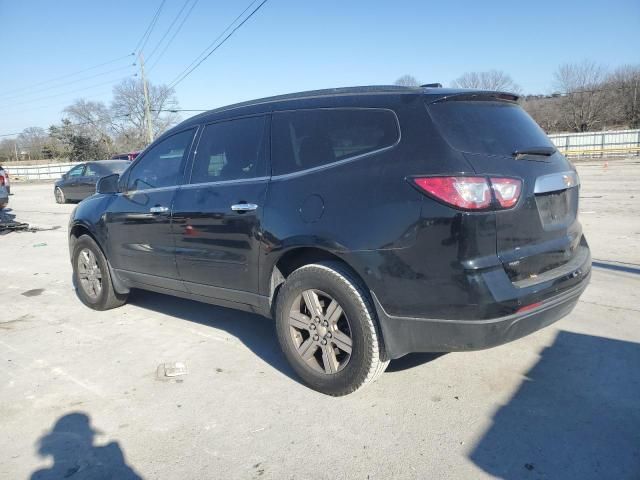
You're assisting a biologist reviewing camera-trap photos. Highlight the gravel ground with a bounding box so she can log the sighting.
[0,158,639,480]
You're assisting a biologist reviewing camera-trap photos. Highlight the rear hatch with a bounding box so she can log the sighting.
[426,94,586,284]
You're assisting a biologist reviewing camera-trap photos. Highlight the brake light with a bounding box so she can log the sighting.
[490,177,522,208]
[0,175,4,186]
[413,177,491,210]
[412,176,522,211]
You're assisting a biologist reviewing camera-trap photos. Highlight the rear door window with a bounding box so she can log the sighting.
[271,108,399,175]
[189,116,267,184]
[427,100,554,157]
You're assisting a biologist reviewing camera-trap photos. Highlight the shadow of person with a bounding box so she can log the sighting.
[31,412,142,480]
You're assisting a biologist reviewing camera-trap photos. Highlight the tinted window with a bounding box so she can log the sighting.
[67,164,85,177]
[427,100,554,156]
[190,116,266,184]
[272,109,399,175]
[127,128,196,191]
[85,164,100,176]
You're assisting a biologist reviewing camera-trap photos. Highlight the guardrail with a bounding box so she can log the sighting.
[5,162,81,180]
[549,129,640,158]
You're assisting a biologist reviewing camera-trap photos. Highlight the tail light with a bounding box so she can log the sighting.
[0,175,4,186]
[412,176,522,211]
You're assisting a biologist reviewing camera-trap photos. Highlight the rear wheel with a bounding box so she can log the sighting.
[275,261,389,396]
[72,235,127,310]
[54,187,66,204]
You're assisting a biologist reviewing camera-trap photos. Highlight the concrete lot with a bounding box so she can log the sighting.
[1,159,639,479]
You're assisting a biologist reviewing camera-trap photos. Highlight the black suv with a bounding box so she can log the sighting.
[68,86,591,396]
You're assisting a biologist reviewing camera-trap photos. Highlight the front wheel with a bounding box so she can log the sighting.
[72,235,128,310]
[275,261,389,396]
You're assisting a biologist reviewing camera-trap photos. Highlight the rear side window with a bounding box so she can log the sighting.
[190,116,266,184]
[272,108,399,175]
[427,100,554,157]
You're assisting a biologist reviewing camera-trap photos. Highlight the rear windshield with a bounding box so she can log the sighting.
[427,100,554,156]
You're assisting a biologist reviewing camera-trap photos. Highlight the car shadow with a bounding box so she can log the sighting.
[469,330,640,479]
[30,411,142,480]
[386,352,445,372]
[126,289,299,382]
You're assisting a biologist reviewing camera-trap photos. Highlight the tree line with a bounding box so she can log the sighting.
[1,60,638,163]
[397,60,639,133]
[0,78,180,162]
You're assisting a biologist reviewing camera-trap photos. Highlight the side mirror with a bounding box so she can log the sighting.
[62,173,68,180]
[96,173,120,194]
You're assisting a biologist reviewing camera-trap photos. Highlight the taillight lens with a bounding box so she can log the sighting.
[0,175,4,186]
[412,176,522,211]
[490,177,522,208]
[414,177,491,210]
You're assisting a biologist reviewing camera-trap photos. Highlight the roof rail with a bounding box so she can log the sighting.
[420,83,443,88]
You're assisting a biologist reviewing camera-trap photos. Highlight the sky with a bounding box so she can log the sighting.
[0,0,638,136]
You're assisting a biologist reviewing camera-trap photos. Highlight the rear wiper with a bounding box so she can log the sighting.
[512,146,556,159]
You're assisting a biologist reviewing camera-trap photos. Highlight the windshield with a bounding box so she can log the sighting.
[427,100,554,157]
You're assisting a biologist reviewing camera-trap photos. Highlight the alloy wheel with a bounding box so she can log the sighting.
[288,289,353,374]
[77,248,102,300]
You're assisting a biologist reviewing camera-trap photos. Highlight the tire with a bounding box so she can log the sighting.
[55,187,66,204]
[72,234,127,310]
[275,261,389,396]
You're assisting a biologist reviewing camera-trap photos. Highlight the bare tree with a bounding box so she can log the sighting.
[451,70,521,93]
[522,97,564,133]
[63,100,115,156]
[607,64,640,128]
[394,75,421,87]
[17,127,49,159]
[110,78,180,148]
[553,61,611,132]
[0,138,19,162]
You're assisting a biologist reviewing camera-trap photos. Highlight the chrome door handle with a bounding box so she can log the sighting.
[149,206,169,214]
[231,203,258,212]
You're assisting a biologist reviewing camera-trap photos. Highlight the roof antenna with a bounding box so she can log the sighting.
[420,83,443,88]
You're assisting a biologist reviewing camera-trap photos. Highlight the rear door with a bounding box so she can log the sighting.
[172,115,268,300]
[426,97,584,282]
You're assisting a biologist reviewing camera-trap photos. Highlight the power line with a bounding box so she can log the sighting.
[146,0,192,62]
[134,0,167,54]
[148,0,200,73]
[0,74,137,110]
[168,0,269,89]
[0,114,133,138]
[0,53,135,97]
[0,64,136,102]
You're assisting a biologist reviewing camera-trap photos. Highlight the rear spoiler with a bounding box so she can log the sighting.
[426,91,519,104]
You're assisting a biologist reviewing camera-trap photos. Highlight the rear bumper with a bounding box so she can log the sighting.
[373,270,590,359]
[0,186,8,206]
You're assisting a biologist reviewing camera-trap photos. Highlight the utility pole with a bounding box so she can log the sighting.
[14,141,19,162]
[138,53,154,145]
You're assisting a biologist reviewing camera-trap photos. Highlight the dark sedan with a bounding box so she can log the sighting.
[54,160,130,203]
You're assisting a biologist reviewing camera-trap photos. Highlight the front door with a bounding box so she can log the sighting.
[104,127,198,290]
[63,163,86,200]
[172,115,268,301]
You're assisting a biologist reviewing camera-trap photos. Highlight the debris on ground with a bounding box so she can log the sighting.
[0,209,60,234]
[156,362,188,380]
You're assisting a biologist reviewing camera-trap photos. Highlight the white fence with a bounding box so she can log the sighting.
[549,129,640,157]
[5,162,81,180]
